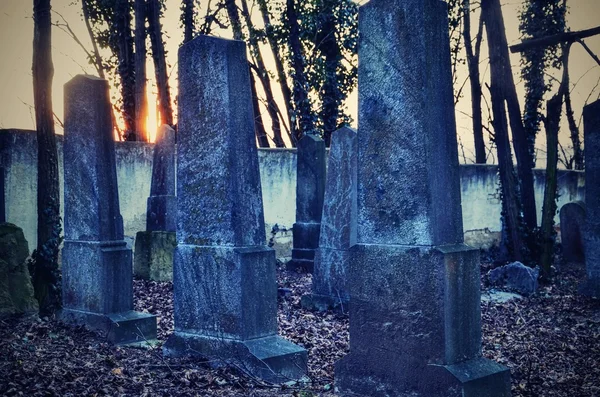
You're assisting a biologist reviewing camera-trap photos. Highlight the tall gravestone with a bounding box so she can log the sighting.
[162,36,307,382]
[60,75,157,344]
[334,2,510,396]
[581,100,600,297]
[302,127,356,311]
[560,201,586,263]
[134,124,177,281]
[0,167,5,223]
[287,134,326,272]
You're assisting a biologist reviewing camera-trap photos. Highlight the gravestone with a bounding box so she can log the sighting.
[287,134,326,272]
[581,100,600,297]
[60,75,157,344]
[0,167,5,223]
[162,35,307,383]
[560,201,586,263]
[334,2,511,396]
[134,124,177,281]
[302,127,356,311]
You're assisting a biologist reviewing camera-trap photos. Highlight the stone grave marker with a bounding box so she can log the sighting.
[334,1,511,396]
[134,124,177,281]
[162,35,307,383]
[302,127,356,311]
[0,167,5,223]
[560,201,586,263]
[581,99,600,297]
[287,134,326,272]
[60,75,157,345]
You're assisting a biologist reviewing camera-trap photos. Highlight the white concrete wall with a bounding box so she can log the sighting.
[1,129,585,253]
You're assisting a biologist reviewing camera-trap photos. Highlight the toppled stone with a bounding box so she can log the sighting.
[0,223,38,315]
[481,289,523,304]
[488,262,539,296]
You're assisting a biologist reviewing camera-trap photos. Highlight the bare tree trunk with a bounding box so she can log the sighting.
[33,0,62,315]
[182,0,194,44]
[134,0,148,141]
[240,0,285,147]
[148,0,174,126]
[286,0,315,140]
[482,0,537,233]
[463,0,486,163]
[115,0,137,140]
[257,0,296,144]
[315,0,342,146]
[483,0,525,261]
[224,0,270,147]
[565,88,584,170]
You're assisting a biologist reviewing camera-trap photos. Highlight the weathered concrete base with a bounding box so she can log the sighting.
[287,222,320,272]
[335,355,510,397]
[335,243,510,396]
[163,332,307,383]
[302,247,350,312]
[60,308,157,345]
[134,231,176,281]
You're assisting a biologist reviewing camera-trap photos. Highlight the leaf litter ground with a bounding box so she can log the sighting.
[1,259,598,396]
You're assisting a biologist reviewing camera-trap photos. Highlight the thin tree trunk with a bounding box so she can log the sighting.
[463,0,486,163]
[148,0,174,126]
[565,88,584,170]
[182,0,194,44]
[240,0,285,147]
[286,0,315,140]
[33,0,61,315]
[316,0,341,146]
[224,0,270,147]
[115,0,137,140]
[257,0,296,145]
[483,0,525,261]
[482,0,537,236]
[134,0,148,141]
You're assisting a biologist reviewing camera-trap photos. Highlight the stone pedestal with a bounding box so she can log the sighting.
[60,75,156,345]
[288,134,326,272]
[0,167,5,223]
[134,231,176,281]
[164,35,307,382]
[580,100,600,297]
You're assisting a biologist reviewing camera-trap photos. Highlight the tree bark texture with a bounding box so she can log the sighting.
[148,0,174,126]
[134,0,148,141]
[114,0,137,139]
[182,0,194,44]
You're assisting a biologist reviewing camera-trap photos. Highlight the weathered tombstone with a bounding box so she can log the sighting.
[0,167,5,223]
[287,134,326,272]
[134,124,177,281]
[560,201,586,263]
[581,100,600,297]
[60,75,157,344]
[301,127,356,311]
[334,2,511,396]
[162,36,307,382]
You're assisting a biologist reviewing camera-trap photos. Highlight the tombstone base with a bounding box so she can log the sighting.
[287,222,321,272]
[60,309,157,345]
[134,231,176,281]
[163,332,307,383]
[300,293,349,313]
[335,355,510,397]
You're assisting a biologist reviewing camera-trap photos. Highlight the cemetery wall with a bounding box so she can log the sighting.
[1,129,585,253]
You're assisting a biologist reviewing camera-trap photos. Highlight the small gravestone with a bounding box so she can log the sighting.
[287,134,326,272]
[302,127,356,311]
[60,75,157,344]
[488,262,539,296]
[134,124,177,281]
[581,100,600,297]
[334,2,510,396]
[162,35,307,383]
[0,223,38,316]
[560,201,586,263]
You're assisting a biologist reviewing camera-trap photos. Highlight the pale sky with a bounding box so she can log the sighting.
[0,0,599,165]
